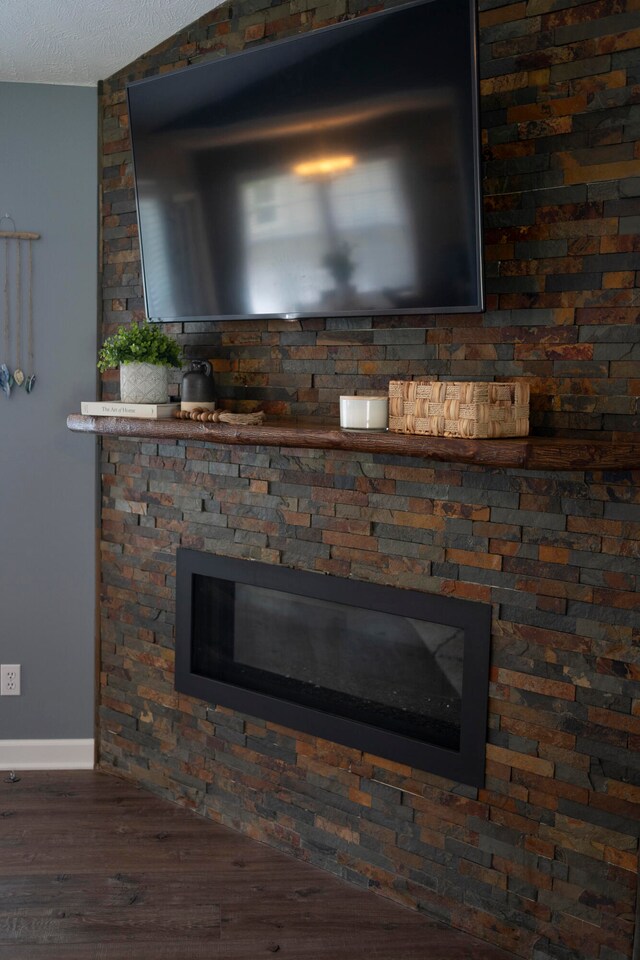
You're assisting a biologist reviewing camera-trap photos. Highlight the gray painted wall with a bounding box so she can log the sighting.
[0,82,97,740]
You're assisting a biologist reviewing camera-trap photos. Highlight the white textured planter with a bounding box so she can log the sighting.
[120,363,169,404]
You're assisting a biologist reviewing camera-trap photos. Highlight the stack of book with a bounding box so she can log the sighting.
[80,401,180,419]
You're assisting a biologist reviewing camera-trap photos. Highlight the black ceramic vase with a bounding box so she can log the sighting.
[181,360,216,411]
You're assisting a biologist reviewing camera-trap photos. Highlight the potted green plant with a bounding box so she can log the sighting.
[97,319,181,404]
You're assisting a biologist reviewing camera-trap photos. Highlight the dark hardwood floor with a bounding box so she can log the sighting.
[0,771,515,959]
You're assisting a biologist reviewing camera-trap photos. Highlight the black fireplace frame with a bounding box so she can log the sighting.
[175,549,491,787]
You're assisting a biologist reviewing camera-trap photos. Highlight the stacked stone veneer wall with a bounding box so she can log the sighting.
[98,2,640,959]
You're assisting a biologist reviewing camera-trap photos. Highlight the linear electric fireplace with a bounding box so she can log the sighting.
[175,550,491,786]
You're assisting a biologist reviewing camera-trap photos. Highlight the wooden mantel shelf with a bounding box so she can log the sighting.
[66,414,640,472]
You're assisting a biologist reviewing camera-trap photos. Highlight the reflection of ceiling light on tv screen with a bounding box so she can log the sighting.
[292,155,356,177]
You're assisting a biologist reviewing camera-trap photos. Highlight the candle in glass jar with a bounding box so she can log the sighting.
[339,395,388,431]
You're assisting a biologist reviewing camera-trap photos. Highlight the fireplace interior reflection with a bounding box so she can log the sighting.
[193,577,463,751]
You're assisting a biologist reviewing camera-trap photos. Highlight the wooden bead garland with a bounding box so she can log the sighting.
[174,408,266,425]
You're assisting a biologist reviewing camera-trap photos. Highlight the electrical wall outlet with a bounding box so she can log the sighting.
[1,664,21,696]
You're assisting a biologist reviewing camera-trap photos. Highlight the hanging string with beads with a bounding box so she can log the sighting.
[26,239,35,392]
[0,215,40,398]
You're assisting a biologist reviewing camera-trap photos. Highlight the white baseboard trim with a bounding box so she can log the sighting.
[0,739,94,770]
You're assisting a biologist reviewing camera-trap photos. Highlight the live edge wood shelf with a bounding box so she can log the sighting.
[67,414,640,472]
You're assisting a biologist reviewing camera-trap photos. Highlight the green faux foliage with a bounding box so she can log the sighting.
[97,319,182,372]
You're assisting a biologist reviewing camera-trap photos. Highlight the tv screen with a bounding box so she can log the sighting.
[127,0,483,321]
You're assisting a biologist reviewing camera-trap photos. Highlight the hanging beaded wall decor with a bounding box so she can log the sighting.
[0,215,40,398]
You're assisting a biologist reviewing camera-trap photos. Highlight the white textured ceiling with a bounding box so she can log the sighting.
[0,0,224,86]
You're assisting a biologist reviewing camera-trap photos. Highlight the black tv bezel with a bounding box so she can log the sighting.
[175,550,492,788]
[127,0,484,323]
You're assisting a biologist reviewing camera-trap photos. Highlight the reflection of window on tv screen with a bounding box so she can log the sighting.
[128,0,483,321]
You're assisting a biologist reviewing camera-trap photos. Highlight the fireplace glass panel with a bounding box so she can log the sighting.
[192,574,463,750]
[177,551,491,785]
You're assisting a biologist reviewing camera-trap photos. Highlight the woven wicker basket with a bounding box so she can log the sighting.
[388,380,530,439]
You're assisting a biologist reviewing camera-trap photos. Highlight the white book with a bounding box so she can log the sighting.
[81,401,180,419]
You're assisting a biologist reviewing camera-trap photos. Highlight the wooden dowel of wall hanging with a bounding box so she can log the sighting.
[0,231,40,240]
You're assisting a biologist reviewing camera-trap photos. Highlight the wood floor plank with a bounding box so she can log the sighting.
[0,875,221,944]
[0,771,516,960]
[0,936,512,960]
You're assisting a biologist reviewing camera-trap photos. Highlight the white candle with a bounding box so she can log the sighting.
[339,395,388,431]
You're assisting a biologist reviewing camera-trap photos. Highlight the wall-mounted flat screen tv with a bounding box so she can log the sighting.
[127,0,483,321]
